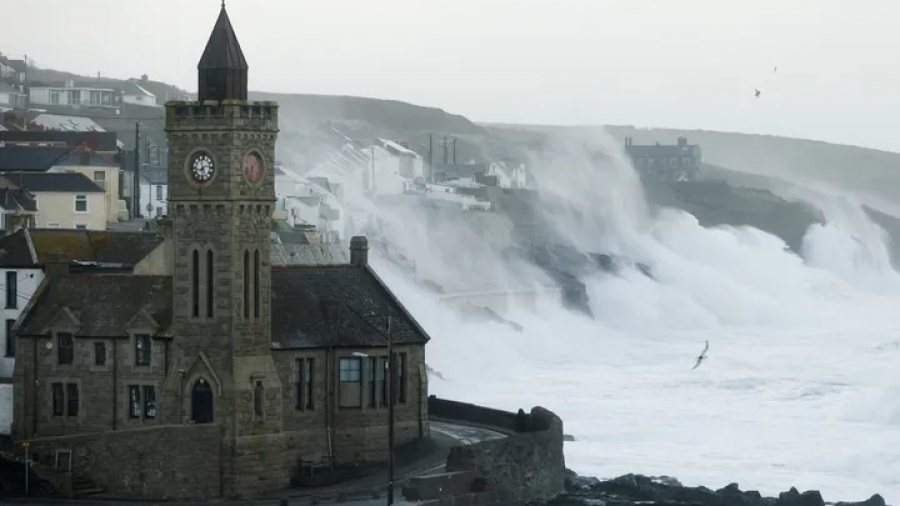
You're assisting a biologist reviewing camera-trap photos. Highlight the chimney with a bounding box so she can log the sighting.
[350,236,368,267]
[677,137,687,146]
[44,250,70,279]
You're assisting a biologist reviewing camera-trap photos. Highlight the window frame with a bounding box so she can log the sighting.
[134,334,152,366]
[5,271,17,309]
[57,332,74,365]
[74,194,88,214]
[338,357,363,408]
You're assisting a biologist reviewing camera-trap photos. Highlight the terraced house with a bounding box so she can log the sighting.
[9,4,430,500]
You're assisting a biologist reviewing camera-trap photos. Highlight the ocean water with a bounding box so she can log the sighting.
[330,130,900,503]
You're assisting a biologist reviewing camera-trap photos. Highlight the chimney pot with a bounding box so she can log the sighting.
[350,236,368,267]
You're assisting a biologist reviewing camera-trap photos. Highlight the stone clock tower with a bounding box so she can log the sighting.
[163,4,284,496]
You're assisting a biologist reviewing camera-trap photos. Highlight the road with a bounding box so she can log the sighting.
[4,421,507,506]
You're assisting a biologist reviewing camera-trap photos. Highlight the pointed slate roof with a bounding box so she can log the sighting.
[197,5,248,102]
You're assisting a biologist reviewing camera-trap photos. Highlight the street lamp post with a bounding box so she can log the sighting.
[352,315,394,506]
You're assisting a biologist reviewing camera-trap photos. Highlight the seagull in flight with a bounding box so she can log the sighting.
[692,341,710,370]
[754,89,762,98]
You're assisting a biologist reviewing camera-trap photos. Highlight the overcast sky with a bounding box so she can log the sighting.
[2,0,898,152]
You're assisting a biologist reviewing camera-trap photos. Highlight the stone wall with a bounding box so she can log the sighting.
[404,396,565,506]
[21,423,222,499]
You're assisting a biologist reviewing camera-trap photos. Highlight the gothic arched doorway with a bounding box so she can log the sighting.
[191,378,214,424]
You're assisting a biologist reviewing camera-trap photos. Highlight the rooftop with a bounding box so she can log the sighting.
[1,171,104,193]
[0,228,165,267]
[17,275,173,338]
[270,264,430,349]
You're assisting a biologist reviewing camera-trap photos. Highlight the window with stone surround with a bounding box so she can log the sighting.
[378,356,388,407]
[367,356,377,408]
[57,333,74,365]
[144,386,156,419]
[74,194,88,213]
[191,249,200,318]
[52,383,64,416]
[5,318,14,357]
[128,385,156,420]
[94,341,106,366]
[253,249,260,319]
[254,381,263,417]
[397,352,408,404]
[134,334,151,366]
[206,249,215,318]
[129,385,141,418]
[243,250,250,319]
[338,357,362,408]
[66,383,79,417]
[295,357,314,411]
[6,271,17,309]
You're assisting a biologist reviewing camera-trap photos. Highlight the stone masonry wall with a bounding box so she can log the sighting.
[22,423,222,499]
[410,396,566,506]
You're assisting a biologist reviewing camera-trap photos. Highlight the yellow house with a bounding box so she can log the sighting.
[6,172,106,230]
[48,144,124,224]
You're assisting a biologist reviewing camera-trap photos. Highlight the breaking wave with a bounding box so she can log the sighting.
[326,128,900,502]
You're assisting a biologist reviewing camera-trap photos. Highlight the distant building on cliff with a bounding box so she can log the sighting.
[624,136,702,181]
[10,4,430,500]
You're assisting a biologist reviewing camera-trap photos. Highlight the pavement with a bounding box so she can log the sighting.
[3,421,507,506]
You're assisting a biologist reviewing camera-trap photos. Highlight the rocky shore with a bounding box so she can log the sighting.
[533,471,889,506]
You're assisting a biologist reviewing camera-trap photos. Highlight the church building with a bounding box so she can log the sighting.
[10,5,430,499]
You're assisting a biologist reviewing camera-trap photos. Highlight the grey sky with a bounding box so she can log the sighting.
[2,0,897,152]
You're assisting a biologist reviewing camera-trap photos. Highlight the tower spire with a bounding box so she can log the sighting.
[198,3,248,102]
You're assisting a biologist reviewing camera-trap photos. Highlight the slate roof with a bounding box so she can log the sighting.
[16,275,173,338]
[0,145,70,171]
[0,131,119,152]
[199,6,248,71]
[270,241,349,265]
[139,165,167,185]
[4,172,104,193]
[0,228,165,267]
[270,265,430,349]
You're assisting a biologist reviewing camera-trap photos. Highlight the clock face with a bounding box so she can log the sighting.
[244,152,263,182]
[190,152,215,183]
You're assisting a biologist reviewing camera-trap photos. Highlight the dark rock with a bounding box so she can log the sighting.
[836,494,887,506]
[547,473,882,506]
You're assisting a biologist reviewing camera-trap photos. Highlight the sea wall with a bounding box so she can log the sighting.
[404,395,566,506]
[18,423,222,499]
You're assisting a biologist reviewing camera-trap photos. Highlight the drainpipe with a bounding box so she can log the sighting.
[325,347,334,462]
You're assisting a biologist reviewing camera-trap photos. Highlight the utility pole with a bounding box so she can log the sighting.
[133,122,141,218]
[427,134,433,183]
[442,136,448,164]
[452,138,457,165]
[386,316,395,506]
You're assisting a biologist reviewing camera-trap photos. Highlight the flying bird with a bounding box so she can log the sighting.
[774,66,778,72]
[754,89,762,98]
[692,340,710,370]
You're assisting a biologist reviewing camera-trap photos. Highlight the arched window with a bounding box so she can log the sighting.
[206,249,215,318]
[253,381,263,417]
[191,249,200,318]
[243,250,250,319]
[253,249,260,319]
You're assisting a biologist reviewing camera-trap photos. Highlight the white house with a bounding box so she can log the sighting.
[0,81,25,109]
[139,166,167,217]
[29,80,120,109]
[121,79,159,107]
[488,160,529,189]
[0,264,42,381]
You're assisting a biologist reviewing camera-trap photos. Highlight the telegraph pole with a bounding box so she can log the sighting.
[427,134,433,183]
[452,138,457,165]
[133,122,141,218]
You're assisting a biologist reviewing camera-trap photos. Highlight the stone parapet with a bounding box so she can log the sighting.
[403,396,566,506]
